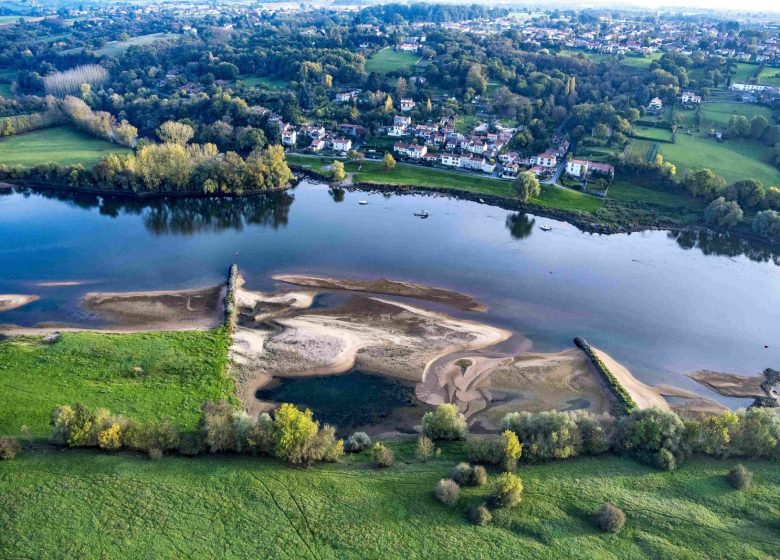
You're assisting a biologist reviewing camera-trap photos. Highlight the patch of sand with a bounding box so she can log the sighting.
[81,285,225,329]
[0,295,39,313]
[34,281,86,287]
[592,348,670,411]
[274,274,486,311]
[688,370,765,398]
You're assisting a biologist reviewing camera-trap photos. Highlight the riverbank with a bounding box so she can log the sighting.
[0,294,39,312]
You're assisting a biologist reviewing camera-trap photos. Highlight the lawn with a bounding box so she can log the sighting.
[0,126,130,167]
[1,449,778,559]
[660,133,780,186]
[0,329,232,438]
[286,154,602,212]
[756,66,780,87]
[732,63,759,83]
[0,83,11,98]
[61,32,181,56]
[608,180,705,211]
[237,75,287,90]
[365,47,419,74]
[632,125,673,142]
[619,53,662,69]
[625,139,657,162]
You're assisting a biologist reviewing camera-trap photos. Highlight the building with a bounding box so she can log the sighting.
[309,139,325,152]
[331,138,352,152]
[647,97,664,114]
[393,142,427,159]
[566,159,590,178]
[335,90,361,102]
[280,124,297,146]
[400,98,416,112]
[300,125,326,139]
[395,42,419,53]
[681,91,701,104]
[530,149,558,168]
[589,162,615,177]
[440,153,462,167]
[389,115,412,137]
[339,124,365,137]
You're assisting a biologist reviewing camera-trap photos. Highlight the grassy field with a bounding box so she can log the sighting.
[0,83,11,97]
[237,75,287,89]
[756,67,780,87]
[696,102,776,129]
[619,53,662,69]
[625,139,657,162]
[660,134,780,186]
[60,32,181,56]
[608,180,706,211]
[0,126,130,167]
[287,155,602,212]
[732,63,759,83]
[365,48,419,74]
[1,449,778,559]
[0,329,232,438]
[633,125,673,142]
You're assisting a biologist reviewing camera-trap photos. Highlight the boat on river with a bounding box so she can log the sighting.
[414,210,430,218]
[358,200,368,205]
[540,225,552,231]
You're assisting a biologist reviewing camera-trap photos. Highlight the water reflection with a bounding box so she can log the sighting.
[505,213,535,240]
[14,186,294,235]
[328,187,345,203]
[669,229,780,266]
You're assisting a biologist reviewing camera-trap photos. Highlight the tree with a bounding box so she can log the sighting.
[752,210,780,238]
[395,76,407,99]
[383,152,396,171]
[490,472,523,508]
[421,404,468,441]
[512,171,540,203]
[331,160,346,182]
[726,179,764,210]
[157,121,195,145]
[704,197,743,228]
[384,95,394,112]
[466,64,487,95]
[684,168,726,199]
[272,403,319,464]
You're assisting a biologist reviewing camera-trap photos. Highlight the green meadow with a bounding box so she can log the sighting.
[756,66,780,86]
[0,329,232,438]
[1,450,778,559]
[365,47,419,74]
[0,127,130,167]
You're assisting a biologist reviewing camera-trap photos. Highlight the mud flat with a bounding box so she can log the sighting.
[273,274,486,311]
[0,294,39,313]
[688,370,765,398]
[81,285,225,329]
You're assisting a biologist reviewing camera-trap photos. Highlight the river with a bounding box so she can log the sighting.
[1,181,778,405]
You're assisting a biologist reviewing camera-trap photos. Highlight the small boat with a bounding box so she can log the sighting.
[414,210,430,218]
[540,225,552,231]
[478,198,485,203]
[358,200,368,205]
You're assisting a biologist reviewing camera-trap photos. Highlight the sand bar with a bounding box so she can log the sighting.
[0,295,39,313]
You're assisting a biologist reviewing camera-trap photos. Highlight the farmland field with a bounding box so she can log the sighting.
[0,127,130,167]
[365,47,419,73]
[700,102,775,127]
[660,134,780,185]
[0,329,232,438]
[619,53,662,68]
[1,449,778,559]
[756,66,780,86]
[625,139,657,162]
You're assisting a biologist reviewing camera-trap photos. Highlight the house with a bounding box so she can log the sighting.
[389,115,412,137]
[566,159,590,178]
[335,90,360,102]
[500,163,520,179]
[440,153,462,167]
[530,165,550,178]
[339,124,365,137]
[394,142,427,159]
[530,149,558,168]
[395,42,419,53]
[280,124,297,146]
[589,162,615,177]
[647,97,664,114]
[331,138,352,152]
[498,152,518,165]
[309,139,325,152]
[400,98,416,112]
[681,91,701,104]
[300,125,326,140]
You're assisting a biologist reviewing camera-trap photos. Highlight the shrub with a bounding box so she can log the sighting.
[247,412,274,456]
[466,435,504,465]
[594,503,626,533]
[178,431,207,456]
[369,442,394,468]
[416,435,435,462]
[727,464,753,490]
[501,430,522,472]
[422,404,468,441]
[434,479,460,506]
[452,462,473,485]
[655,448,676,471]
[574,412,614,455]
[468,504,492,526]
[471,465,488,487]
[200,400,237,453]
[345,431,372,453]
[272,403,321,464]
[502,410,577,461]
[490,472,523,509]
[736,408,780,459]
[617,407,687,467]
[0,436,21,460]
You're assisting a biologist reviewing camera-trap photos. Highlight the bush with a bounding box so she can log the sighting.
[452,462,473,485]
[727,464,753,490]
[655,448,677,471]
[594,503,626,533]
[369,442,394,468]
[421,404,468,441]
[471,465,488,487]
[502,410,578,461]
[617,407,687,468]
[468,504,492,526]
[272,403,342,465]
[345,431,372,453]
[0,436,21,460]
[415,435,435,461]
[434,479,460,506]
[466,435,504,465]
[489,472,523,509]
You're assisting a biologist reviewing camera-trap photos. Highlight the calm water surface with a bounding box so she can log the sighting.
[1,182,779,404]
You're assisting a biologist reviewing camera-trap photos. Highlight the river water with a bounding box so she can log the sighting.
[1,182,778,404]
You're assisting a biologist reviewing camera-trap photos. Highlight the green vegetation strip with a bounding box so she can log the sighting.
[574,337,637,415]
[0,329,232,438]
[1,450,778,558]
[0,126,130,167]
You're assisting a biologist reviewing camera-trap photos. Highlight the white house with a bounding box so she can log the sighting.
[400,98,416,112]
[394,142,427,159]
[648,97,664,114]
[440,153,462,167]
[309,139,325,152]
[566,159,590,178]
[681,91,701,104]
[731,83,771,93]
[280,124,297,146]
[389,115,412,137]
[530,149,558,168]
[395,43,419,53]
[331,138,352,152]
